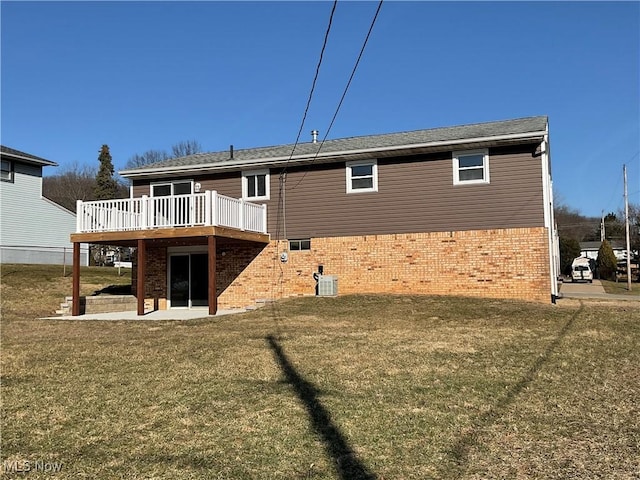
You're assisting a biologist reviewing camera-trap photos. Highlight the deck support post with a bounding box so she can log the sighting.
[72,242,81,316]
[137,239,146,315]
[208,235,217,315]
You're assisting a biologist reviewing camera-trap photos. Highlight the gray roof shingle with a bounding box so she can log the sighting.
[121,116,547,176]
[1,145,58,167]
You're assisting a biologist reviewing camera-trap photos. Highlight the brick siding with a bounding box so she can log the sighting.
[218,227,552,308]
[132,227,552,310]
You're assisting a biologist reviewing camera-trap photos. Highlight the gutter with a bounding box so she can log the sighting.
[2,153,58,167]
[120,130,547,179]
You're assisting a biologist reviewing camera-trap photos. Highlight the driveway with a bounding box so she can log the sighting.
[560,279,606,295]
[559,279,639,301]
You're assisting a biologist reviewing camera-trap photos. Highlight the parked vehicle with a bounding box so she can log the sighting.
[571,257,593,283]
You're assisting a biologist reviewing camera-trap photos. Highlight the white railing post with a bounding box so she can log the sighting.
[239,198,245,231]
[189,193,195,226]
[211,191,218,226]
[76,200,83,232]
[205,190,212,226]
[141,195,148,229]
[262,204,267,234]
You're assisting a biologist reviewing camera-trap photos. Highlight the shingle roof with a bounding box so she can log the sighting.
[121,116,547,176]
[580,240,626,251]
[1,145,58,167]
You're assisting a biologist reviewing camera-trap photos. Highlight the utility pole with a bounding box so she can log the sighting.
[601,210,605,242]
[624,164,631,291]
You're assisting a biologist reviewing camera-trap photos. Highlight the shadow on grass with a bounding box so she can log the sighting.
[266,335,376,480]
[92,284,132,296]
[442,303,585,477]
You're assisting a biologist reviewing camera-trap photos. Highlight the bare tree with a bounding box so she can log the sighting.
[171,140,201,158]
[43,162,98,212]
[554,201,599,242]
[619,202,640,258]
[125,149,170,169]
[43,161,128,213]
[124,140,202,170]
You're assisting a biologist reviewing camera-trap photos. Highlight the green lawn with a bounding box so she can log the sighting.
[1,265,639,479]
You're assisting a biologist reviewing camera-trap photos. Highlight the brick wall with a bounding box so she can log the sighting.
[217,227,552,308]
[132,227,552,310]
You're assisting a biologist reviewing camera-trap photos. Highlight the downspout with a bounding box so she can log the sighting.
[540,123,559,302]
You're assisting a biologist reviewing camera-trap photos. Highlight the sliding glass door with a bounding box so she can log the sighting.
[169,253,208,308]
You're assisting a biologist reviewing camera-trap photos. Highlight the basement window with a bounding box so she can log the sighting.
[289,239,311,251]
[453,149,490,185]
[346,160,378,193]
[242,170,270,200]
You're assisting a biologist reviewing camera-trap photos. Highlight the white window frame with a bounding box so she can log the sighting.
[150,180,194,196]
[453,149,490,185]
[242,169,270,200]
[289,239,311,251]
[346,160,378,193]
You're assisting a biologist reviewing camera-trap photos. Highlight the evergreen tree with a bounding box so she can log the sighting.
[596,239,618,280]
[94,144,118,200]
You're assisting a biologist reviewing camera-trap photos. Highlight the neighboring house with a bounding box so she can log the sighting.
[579,240,627,261]
[69,116,559,316]
[0,146,88,266]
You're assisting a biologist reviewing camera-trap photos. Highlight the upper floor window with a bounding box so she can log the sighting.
[151,180,192,196]
[1,159,14,182]
[346,160,378,193]
[453,149,490,185]
[242,170,270,200]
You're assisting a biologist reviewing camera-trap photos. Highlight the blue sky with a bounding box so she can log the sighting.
[2,1,638,217]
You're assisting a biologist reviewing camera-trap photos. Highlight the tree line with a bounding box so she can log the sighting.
[556,198,639,279]
[43,140,201,212]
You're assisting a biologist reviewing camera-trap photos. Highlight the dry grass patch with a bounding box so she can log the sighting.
[1,263,130,320]
[1,265,639,478]
[600,279,640,296]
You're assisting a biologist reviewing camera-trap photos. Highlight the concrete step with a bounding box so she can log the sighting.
[57,294,138,315]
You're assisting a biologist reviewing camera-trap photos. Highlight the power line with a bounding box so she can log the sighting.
[280,0,338,175]
[291,0,384,191]
[271,0,384,301]
[602,150,640,212]
[272,1,338,302]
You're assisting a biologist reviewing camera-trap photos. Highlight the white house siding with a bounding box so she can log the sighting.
[0,162,88,265]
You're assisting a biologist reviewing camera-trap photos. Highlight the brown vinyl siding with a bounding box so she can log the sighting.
[131,143,544,238]
[270,144,544,238]
[132,172,241,198]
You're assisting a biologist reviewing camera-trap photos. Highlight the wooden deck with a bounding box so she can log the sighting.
[71,225,270,246]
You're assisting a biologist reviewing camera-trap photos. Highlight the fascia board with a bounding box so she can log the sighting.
[2,152,58,167]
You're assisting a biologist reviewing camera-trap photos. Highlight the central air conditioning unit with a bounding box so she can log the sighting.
[317,275,338,296]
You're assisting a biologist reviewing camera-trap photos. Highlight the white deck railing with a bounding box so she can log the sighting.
[76,191,267,234]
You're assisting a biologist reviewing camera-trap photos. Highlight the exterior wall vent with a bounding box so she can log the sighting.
[317,275,338,296]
